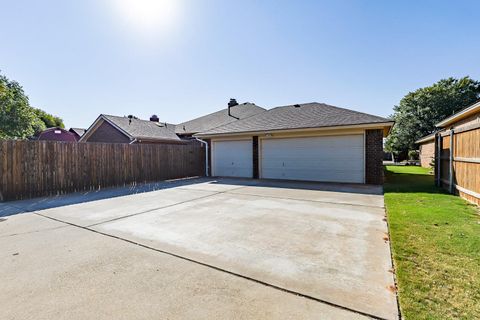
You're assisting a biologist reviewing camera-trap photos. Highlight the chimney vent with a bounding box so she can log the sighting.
[228,98,239,118]
[150,115,159,122]
[228,98,238,108]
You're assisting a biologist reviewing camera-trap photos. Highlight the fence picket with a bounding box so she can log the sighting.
[0,141,204,201]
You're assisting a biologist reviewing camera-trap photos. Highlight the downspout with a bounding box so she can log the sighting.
[194,137,209,177]
[129,138,137,144]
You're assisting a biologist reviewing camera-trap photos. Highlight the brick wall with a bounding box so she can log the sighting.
[365,129,384,185]
[419,141,435,168]
[85,121,131,143]
[252,136,259,178]
[205,138,212,176]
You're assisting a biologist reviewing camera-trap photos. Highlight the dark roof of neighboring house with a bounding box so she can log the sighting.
[38,127,78,142]
[98,115,181,141]
[175,102,266,135]
[69,128,86,137]
[196,102,393,136]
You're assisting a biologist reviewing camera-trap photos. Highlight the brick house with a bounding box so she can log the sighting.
[80,100,393,185]
[415,133,436,168]
[195,102,393,185]
[80,114,184,144]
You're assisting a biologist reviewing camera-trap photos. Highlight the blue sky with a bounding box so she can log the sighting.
[1,0,479,129]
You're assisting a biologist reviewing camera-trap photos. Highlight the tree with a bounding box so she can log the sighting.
[0,72,64,139]
[386,77,480,154]
[34,108,64,129]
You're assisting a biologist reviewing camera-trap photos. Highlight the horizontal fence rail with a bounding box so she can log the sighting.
[0,140,205,201]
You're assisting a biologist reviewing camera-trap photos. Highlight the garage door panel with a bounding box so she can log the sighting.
[261,135,364,183]
[213,140,253,178]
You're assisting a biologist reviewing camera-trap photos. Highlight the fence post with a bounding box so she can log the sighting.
[435,133,441,187]
[449,130,454,194]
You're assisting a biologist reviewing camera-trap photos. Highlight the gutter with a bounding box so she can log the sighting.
[194,137,209,177]
[195,121,395,139]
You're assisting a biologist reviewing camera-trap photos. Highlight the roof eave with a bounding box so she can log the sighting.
[135,138,187,144]
[195,121,395,138]
[415,133,436,144]
[436,100,480,128]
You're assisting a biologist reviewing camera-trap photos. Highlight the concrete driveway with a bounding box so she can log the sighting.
[0,178,398,320]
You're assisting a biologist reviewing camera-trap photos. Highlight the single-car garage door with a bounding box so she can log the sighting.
[261,135,364,183]
[212,140,253,178]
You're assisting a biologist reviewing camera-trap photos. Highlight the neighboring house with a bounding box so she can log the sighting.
[175,99,266,137]
[415,133,436,168]
[435,100,480,205]
[38,127,78,142]
[69,128,86,140]
[80,114,183,144]
[195,102,394,185]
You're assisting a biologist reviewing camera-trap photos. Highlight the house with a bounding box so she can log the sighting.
[175,99,266,137]
[80,114,183,144]
[38,127,78,142]
[415,132,436,168]
[69,128,86,140]
[434,100,480,205]
[195,102,394,185]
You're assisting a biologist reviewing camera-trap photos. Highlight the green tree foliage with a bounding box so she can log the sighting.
[386,77,480,154]
[0,72,64,139]
[34,108,64,129]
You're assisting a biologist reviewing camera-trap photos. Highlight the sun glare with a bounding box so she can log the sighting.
[108,0,180,38]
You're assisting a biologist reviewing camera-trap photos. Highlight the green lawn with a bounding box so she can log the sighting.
[384,166,480,319]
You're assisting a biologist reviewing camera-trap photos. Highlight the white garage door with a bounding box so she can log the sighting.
[213,140,253,178]
[261,135,364,183]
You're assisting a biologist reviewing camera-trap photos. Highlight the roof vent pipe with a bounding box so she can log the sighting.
[228,98,239,119]
[150,115,159,122]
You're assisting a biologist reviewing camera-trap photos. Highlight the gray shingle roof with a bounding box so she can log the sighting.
[175,103,266,135]
[196,102,392,136]
[103,115,181,141]
[69,128,86,137]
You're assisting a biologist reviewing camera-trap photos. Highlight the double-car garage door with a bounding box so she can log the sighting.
[212,134,365,183]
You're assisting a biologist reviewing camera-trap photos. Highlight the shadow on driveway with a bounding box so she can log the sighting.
[1,177,383,218]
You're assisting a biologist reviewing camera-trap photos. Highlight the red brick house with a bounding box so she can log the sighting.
[415,133,436,168]
[195,102,393,185]
[80,100,393,185]
[80,114,183,144]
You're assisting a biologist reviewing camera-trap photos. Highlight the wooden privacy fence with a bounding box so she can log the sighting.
[0,140,205,201]
[436,125,480,205]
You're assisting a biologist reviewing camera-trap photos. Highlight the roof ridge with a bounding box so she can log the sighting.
[178,102,260,125]
[195,102,393,136]
[313,102,391,120]
[104,114,176,126]
[198,107,269,133]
